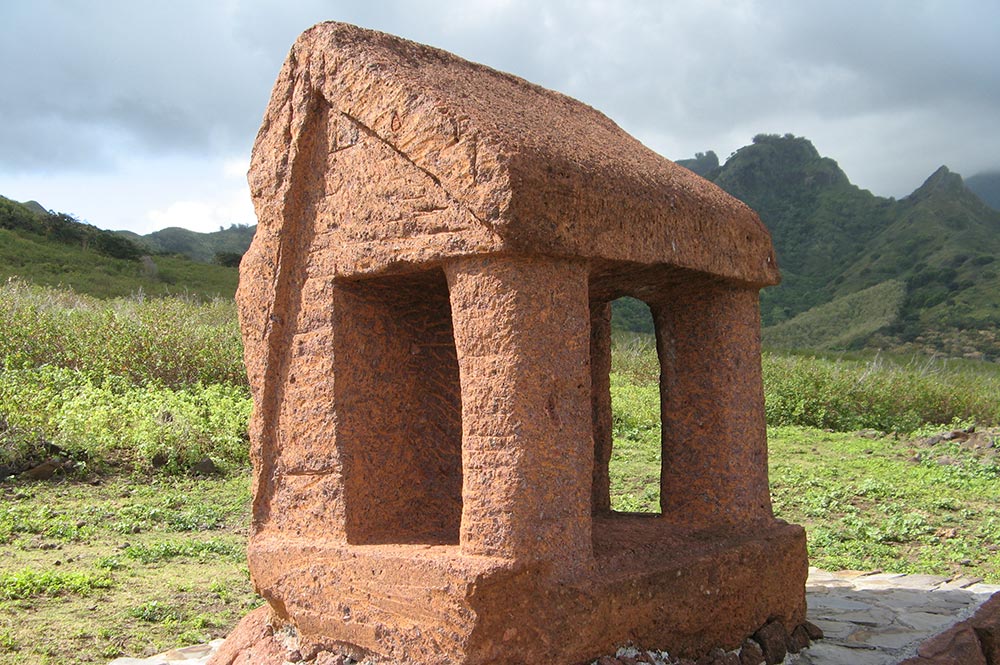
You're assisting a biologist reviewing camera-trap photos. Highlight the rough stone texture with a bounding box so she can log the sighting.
[896,590,1000,665]
[206,607,285,665]
[913,626,987,664]
[787,624,811,654]
[753,621,788,665]
[971,593,1000,664]
[223,20,805,665]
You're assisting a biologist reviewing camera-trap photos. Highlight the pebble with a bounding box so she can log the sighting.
[108,569,1000,665]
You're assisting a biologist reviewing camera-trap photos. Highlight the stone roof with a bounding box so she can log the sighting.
[248,21,779,286]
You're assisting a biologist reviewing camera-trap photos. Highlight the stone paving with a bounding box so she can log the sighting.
[108,569,1000,665]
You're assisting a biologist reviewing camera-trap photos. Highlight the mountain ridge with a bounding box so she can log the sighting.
[691,135,1000,359]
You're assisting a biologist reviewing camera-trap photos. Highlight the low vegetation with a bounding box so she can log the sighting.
[0,477,256,663]
[0,196,239,300]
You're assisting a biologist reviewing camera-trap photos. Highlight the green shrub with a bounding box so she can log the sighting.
[0,279,244,388]
[0,366,250,473]
[608,332,1000,432]
[762,352,1000,432]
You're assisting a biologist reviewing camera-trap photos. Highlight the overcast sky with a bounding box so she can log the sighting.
[1,0,998,234]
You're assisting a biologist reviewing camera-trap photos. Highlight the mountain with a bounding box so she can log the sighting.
[0,196,238,299]
[966,172,1000,212]
[674,151,720,179]
[120,224,256,264]
[683,134,1000,360]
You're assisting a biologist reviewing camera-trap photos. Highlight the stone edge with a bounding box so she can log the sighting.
[897,591,1000,664]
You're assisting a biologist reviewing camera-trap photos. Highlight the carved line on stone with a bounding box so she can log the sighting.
[338,109,495,235]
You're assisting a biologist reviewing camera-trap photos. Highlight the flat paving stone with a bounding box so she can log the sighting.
[109,569,999,665]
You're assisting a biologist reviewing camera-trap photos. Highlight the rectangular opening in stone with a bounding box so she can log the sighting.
[589,290,663,517]
[335,268,463,545]
[608,297,662,514]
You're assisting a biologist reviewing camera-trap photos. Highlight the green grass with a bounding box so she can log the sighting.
[613,331,1000,433]
[0,569,112,600]
[769,426,1000,578]
[0,476,256,664]
[0,279,245,388]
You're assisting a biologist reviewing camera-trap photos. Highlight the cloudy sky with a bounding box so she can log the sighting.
[1,0,997,234]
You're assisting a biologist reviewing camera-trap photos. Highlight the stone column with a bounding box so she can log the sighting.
[446,256,593,571]
[589,301,613,514]
[652,281,773,527]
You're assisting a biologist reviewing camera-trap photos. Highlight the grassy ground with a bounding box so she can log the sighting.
[609,410,1000,581]
[5,419,998,664]
[0,476,257,664]
[3,290,1000,663]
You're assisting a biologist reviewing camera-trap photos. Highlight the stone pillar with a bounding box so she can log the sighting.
[652,281,773,527]
[589,301,613,514]
[446,256,593,570]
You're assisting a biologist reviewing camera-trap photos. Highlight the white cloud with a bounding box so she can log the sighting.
[145,189,254,235]
[1,0,999,229]
[222,158,250,179]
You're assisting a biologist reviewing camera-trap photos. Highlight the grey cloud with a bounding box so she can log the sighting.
[1,0,998,198]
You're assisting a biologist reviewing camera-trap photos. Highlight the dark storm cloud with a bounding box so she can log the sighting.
[0,1,273,170]
[1,0,998,196]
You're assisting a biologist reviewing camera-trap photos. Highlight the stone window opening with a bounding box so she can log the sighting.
[337,268,463,546]
[602,296,662,515]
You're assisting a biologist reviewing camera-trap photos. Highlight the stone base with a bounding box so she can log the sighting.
[212,520,807,665]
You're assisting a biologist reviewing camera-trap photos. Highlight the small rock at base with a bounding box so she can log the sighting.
[739,638,765,665]
[697,648,726,665]
[753,621,788,665]
[788,624,811,653]
[802,620,824,640]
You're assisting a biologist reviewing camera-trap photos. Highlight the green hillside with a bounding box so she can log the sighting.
[710,134,894,324]
[762,280,906,351]
[0,197,238,299]
[693,135,1000,360]
[120,224,256,264]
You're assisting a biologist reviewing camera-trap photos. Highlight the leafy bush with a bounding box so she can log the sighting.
[763,352,1000,432]
[0,568,112,600]
[0,279,244,387]
[0,365,250,474]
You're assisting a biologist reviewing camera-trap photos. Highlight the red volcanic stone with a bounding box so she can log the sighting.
[738,638,765,665]
[206,606,286,665]
[971,593,1000,664]
[752,621,788,665]
[787,623,811,653]
[217,20,806,665]
[911,625,987,664]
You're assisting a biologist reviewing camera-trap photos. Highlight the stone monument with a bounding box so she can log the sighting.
[212,21,809,665]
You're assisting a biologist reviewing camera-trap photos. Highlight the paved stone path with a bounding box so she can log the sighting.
[108,569,1000,665]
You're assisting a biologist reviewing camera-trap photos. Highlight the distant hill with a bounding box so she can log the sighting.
[966,172,1000,212]
[685,134,1000,360]
[762,280,906,351]
[0,196,238,299]
[675,151,720,179]
[120,224,256,264]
